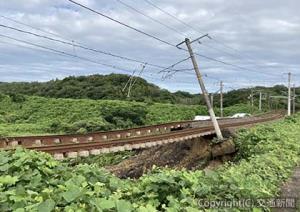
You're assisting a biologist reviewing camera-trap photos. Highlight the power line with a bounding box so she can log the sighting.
[2,34,284,90]
[209,38,248,56]
[198,40,241,60]
[142,0,204,35]
[113,1,284,78]
[142,0,282,71]
[0,33,143,74]
[0,35,167,82]
[65,1,282,78]
[193,52,283,77]
[0,14,69,41]
[67,0,176,48]
[0,38,201,86]
[159,50,283,79]
[1,15,190,72]
[202,38,286,71]
[0,25,197,80]
[0,23,189,71]
[119,0,266,71]
[160,59,191,80]
[3,4,283,80]
[141,0,246,55]
[115,0,271,73]
[0,24,214,74]
[158,57,191,73]
[115,0,186,38]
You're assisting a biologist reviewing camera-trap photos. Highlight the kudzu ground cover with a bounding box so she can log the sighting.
[0,95,256,137]
[1,114,299,211]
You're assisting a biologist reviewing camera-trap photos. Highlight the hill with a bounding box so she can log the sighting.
[0,74,296,111]
[0,74,201,105]
[0,95,254,136]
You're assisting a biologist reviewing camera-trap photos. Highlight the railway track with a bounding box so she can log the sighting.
[0,116,248,149]
[0,112,283,159]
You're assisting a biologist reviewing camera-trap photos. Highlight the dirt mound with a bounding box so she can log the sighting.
[107,133,236,178]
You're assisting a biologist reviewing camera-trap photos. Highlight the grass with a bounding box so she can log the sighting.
[0,94,256,137]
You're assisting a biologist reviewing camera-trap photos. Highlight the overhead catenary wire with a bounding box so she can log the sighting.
[0,14,70,42]
[141,0,248,54]
[0,24,276,75]
[67,0,285,79]
[193,52,282,77]
[115,0,187,38]
[1,2,288,86]
[142,0,283,71]
[0,15,178,70]
[127,63,147,97]
[198,40,241,60]
[0,35,285,91]
[0,33,144,74]
[113,0,256,72]
[0,39,101,76]
[114,0,272,72]
[142,0,204,35]
[0,23,191,72]
[122,68,138,92]
[158,57,191,73]
[1,33,184,84]
[67,0,176,48]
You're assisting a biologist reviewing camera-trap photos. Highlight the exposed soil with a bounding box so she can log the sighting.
[273,166,300,212]
[107,130,236,178]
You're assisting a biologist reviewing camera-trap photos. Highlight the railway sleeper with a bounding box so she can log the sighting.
[90,149,101,155]
[54,153,64,160]
[66,152,78,158]
[101,148,110,154]
[78,150,89,157]
[124,144,133,150]
[51,131,240,160]
[10,141,19,147]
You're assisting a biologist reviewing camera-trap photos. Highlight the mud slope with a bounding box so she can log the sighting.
[108,131,236,178]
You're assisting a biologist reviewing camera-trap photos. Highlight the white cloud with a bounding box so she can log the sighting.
[0,0,299,93]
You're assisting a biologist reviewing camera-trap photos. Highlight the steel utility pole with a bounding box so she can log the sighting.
[220,81,223,117]
[183,37,223,140]
[210,94,214,108]
[267,93,272,111]
[251,89,254,107]
[288,72,291,116]
[293,84,296,114]
[259,92,262,111]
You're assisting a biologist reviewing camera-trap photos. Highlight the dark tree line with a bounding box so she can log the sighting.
[0,74,297,109]
[0,74,201,104]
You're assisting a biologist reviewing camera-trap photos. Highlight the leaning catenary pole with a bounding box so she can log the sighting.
[210,93,214,108]
[184,38,223,140]
[259,92,262,111]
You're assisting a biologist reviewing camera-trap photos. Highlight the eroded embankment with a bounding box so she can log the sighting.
[107,130,236,178]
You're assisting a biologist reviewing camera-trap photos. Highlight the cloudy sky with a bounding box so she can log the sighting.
[0,0,299,93]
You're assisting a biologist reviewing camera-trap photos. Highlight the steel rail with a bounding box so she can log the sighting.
[26,113,283,154]
[0,117,238,148]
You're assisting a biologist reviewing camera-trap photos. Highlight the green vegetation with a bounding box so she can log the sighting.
[1,114,300,211]
[0,74,296,111]
[0,74,201,105]
[0,94,202,136]
[66,151,134,167]
[0,94,255,137]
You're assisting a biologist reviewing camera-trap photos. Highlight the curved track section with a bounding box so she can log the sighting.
[0,112,284,159]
